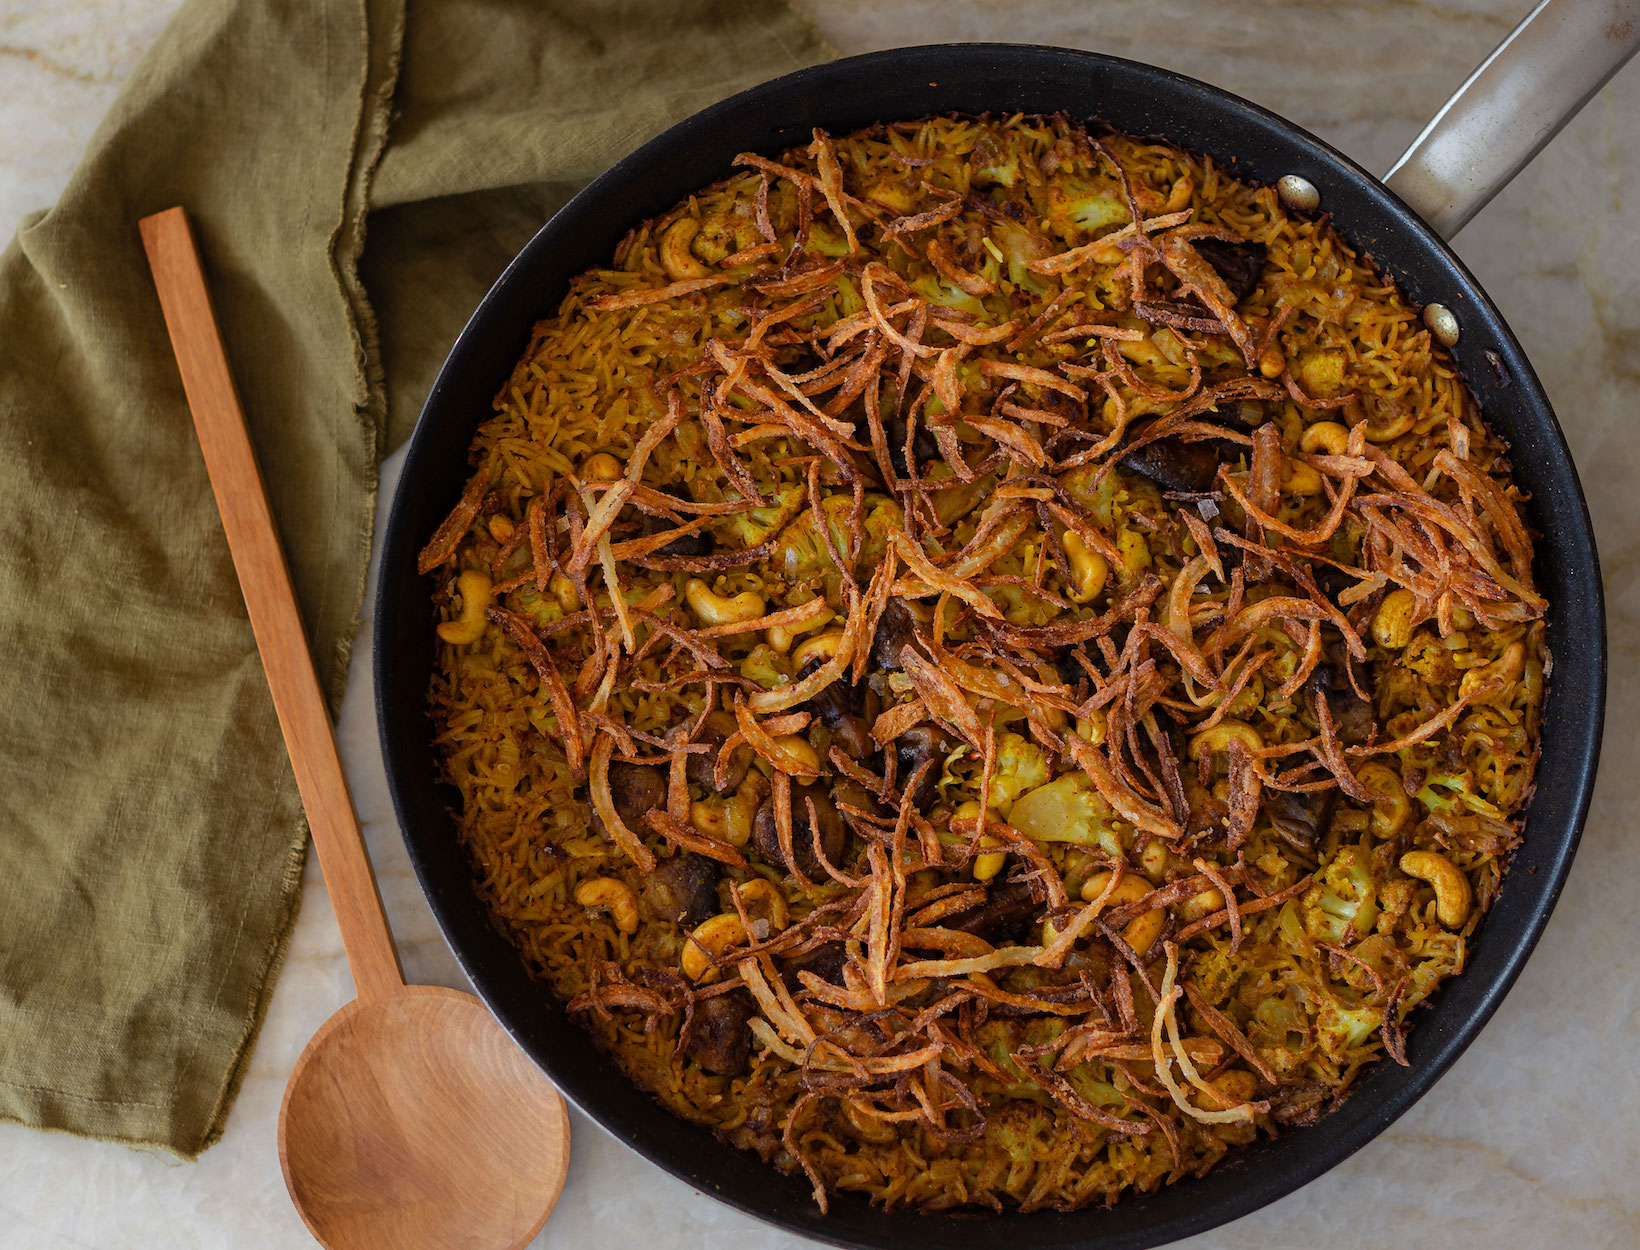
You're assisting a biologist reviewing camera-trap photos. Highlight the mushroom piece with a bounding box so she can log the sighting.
[1200,397,1262,466]
[1191,237,1268,306]
[947,879,1041,944]
[642,852,722,926]
[870,599,919,673]
[685,709,752,795]
[882,412,939,478]
[753,785,848,880]
[1308,671,1375,746]
[1266,1079,1330,1127]
[684,989,755,1076]
[797,657,873,760]
[895,724,957,811]
[1312,563,1356,607]
[1267,787,1338,851]
[1054,650,1087,690]
[641,483,713,557]
[1119,437,1221,494]
[591,760,668,836]
[831,775,887,824]
[779,942,848,991]
[1306,635,1375,745]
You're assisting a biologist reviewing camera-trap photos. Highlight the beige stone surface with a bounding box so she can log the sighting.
[0,0,1634,1246]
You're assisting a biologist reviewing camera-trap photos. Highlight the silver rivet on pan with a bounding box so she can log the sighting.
[1277,174,1320,211]
[1424,303,1460,347]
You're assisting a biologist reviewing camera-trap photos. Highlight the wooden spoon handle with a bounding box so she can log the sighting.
[141,206,403,1004]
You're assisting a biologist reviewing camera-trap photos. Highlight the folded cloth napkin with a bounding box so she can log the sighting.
[0,0,830,1159]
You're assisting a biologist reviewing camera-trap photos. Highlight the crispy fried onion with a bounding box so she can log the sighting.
[419,467,491,574]
[1152,943,1269,1123]
[588,735,658,871]
[567,960,674,1023]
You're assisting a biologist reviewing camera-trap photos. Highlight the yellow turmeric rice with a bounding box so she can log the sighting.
[419,115,1545,1213]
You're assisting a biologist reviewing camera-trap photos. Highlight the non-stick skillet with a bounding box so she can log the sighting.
[375,3,1634,1246]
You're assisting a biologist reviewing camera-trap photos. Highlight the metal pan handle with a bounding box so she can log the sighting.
[1384,0,1640,239]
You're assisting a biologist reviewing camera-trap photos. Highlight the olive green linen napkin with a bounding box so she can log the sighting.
[0,0,831,1158]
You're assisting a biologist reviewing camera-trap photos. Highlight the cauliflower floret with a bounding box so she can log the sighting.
[1404,630,1459,685]
[986,733,1050,813]
[988,218,1054,296]
[1302,843,1380,944]
[724,484,805,548]
[1414,769,1506,819]
[1041,177,1127,240]
[1188,947,1241,1007]
[772,492,901,577]
[1248,992,1312,1076]
[1008,772,1123,855]
[969,132,1021,188]
[1295,349,1346,398]
[739,643,790,692]
[1316,994,1383,1055]
[910,272,989,318]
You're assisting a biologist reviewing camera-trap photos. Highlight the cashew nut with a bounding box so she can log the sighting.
[1371,588,1419,650]
[690,798,730,841]
[768,734,820,775]
[582,451,623,483]
[1194,1068,1260,1111]
[691,775,765,847]
[681,912,747,982]
[1357,761,1411,836]
[1459,641,1526,702]
[1188,719,1264,761]
[1299,421,1350,456]
[1116,528,1152,579]
[1282,459,1324,496]
[1399,850,1472,929]
[792,626,846,669]
[1180,886,1226,923]
[1163,174,1195,214]
[487,514,516,543]
[685,578,766,627]
[738,878,790,931]
[1074,709,1107,747]
[659,217,712,281]
[1362,406,1416,443]
[971,839,1007,881]
[1060,529,1110,603]
[437,570,493,645]
[1081,871,1163,954]
[1138,839,1172,883]
[955,800,1007,880]
[1089,239,1126,266]
[767,599,832,654]
[549,572,579,613]
[1258,345,1285,379]
[574,876,640,934]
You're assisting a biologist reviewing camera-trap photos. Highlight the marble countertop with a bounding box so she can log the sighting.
[2,1,1637,1246]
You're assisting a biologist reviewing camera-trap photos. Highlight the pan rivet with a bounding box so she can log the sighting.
[1276,174,1320,211]
[1424,303,1460,347]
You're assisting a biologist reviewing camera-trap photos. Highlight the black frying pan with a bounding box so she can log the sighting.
[375,28,1618,1250]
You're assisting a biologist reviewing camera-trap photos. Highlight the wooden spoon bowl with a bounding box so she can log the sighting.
[280,986,569,1250]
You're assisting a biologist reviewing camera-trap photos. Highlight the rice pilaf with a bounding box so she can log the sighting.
[421,115,1545,1213]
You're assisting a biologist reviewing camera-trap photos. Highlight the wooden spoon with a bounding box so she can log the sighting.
[141,207,570,1250]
